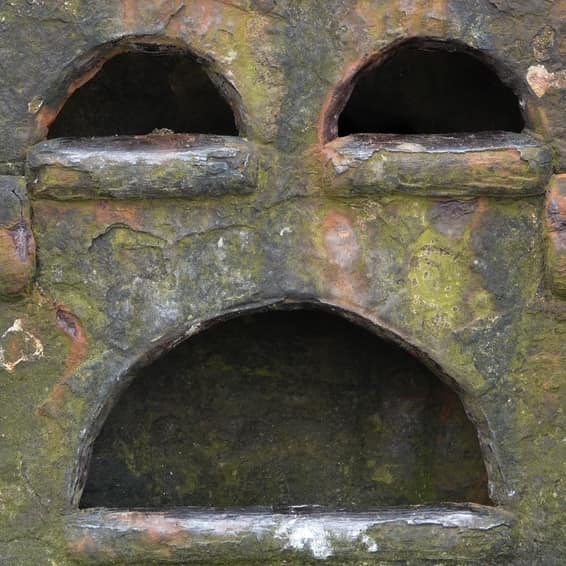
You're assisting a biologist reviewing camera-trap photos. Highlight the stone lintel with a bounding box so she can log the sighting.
[65,504,514,563]
[27,134,257,200]
[323,132,553,197]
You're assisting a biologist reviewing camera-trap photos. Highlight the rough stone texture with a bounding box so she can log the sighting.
[546,174,566,297]
[65,505,515,564]
[0,1,564,565]
[27,135,257,200]
[323,132,553,197]
[0,176,35,297]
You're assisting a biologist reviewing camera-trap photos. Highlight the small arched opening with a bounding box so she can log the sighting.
[79,307,489,509]
[333,38,525,139]
[47,44,239,138]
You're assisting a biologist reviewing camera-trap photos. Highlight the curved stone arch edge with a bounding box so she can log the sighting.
[31,33,248,143]
[319,35,549,146]
[56,295,510,511]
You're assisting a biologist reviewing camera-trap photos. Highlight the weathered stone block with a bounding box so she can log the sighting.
[546,174,566,298]
[0,2,564,565]
[27,135,257,200]
[0,176,35,297]
[323,132,553,197]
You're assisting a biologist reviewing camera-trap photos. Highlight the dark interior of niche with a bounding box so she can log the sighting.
[48,50,238,138]
[80,310,489,509]
[338,42,524,136]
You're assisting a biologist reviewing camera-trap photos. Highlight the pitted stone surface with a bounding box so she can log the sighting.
[0,1,564,565]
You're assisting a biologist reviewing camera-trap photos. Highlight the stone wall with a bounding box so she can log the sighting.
[0,1,564,564]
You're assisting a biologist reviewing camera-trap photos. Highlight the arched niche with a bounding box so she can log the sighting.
[323,38,530,142]
[42,39,241,139]
[77,306,490,510]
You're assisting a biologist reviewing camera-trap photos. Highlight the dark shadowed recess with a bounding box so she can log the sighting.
[80,309,489,509]
[48,50,238,138]
[338,41,524,136]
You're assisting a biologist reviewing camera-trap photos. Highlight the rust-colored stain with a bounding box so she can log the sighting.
[321,211,367,307]
[68,534,98,555]
[547,177,566,249]
[470,196,488,232]
[35,60,106,138]
[193,0,222,37]
[66,60,107,98]
[112,511,184,543]
[35,105,59,139]
[94,200,143,231]
[165,2,186,37]
[464,148,523,172]
[36,57,109,139]
[0,225,35,294]
[56,307,88,377]
[323,211,361,269]
[36,306,88,419]
[121,0,139,29]
[318,54,371,145]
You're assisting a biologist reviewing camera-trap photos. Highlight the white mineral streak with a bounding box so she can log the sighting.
[273,516,380,558]
[395,142,426,152]
[0,319,44,372]
[223,50,238,64]
[275,519,334,558]
[80,507,509,560]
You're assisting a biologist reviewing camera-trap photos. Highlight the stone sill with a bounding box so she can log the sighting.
[26,134,257,200]
[65,503,514,563]
[323,132,553,197]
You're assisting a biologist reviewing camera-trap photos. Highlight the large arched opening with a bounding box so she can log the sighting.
[79,306,489,510]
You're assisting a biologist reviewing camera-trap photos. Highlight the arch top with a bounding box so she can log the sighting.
[61,297,506,511]
[321,37,542,144]
[79,307,491,510]
[34,35,246,142]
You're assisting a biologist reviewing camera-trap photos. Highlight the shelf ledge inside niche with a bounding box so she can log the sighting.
[66,503,515,563]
